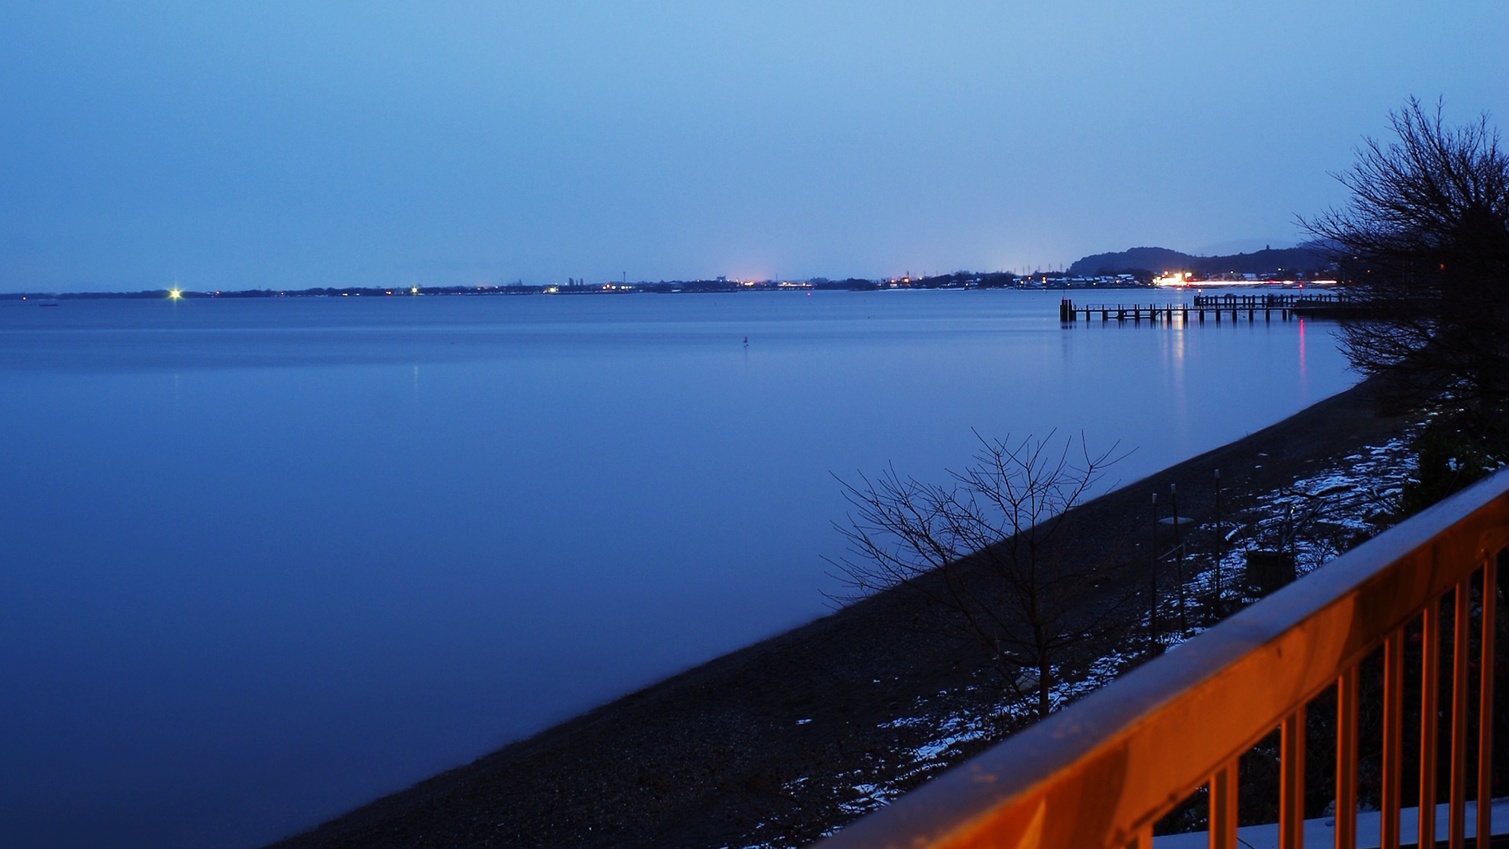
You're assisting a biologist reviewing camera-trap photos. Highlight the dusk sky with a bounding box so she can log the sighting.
[3,2,1505,293]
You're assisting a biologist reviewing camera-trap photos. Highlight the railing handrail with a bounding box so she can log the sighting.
[818,466,1509,849]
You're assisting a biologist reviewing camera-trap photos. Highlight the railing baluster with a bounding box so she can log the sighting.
[1336,669,1359,849]
[1450,580,1470,849]
[1479,559,1498,849]
[1421,598,1441,849]
[1383,630,1404,849]
[1281,711,1305,849]
[1209,760,1238,849]
[1125,823,1153,849]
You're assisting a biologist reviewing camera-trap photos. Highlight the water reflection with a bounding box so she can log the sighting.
[1164,324,1188,451]
[1298,317,1309,389]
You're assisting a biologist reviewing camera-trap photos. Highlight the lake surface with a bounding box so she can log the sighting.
[0,289,1352,849]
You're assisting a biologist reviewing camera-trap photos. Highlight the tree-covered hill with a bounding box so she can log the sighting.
[1067,245,1331,278]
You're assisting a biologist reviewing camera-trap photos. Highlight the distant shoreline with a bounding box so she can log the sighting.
[266,375,1414,849]
[2,275,1119,300]
[2,244,1340,302]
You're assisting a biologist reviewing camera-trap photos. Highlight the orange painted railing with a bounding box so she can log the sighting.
[818,468,1505,849]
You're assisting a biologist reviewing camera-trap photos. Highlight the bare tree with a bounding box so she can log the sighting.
[829,432,1137,719]
[1301,98,1509,428]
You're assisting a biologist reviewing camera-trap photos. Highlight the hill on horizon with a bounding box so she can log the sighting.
[1067,244,1330,278]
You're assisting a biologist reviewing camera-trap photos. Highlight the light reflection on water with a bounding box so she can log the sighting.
[1299,317,1310,387]
[0,290,1352,849]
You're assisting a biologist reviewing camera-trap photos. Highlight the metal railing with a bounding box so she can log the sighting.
[818,467,1506,849]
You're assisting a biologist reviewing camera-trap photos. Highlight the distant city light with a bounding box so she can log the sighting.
[168,288,182,300]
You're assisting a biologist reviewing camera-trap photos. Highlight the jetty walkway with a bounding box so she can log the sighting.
[1058,292,1356,325]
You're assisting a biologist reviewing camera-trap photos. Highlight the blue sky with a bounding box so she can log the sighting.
[2,2,1505,292]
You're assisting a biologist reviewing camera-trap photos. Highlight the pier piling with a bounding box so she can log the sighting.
[1057,292,1345,327]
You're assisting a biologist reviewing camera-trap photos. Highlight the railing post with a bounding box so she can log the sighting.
[1420,599,1441,849]
[1382,631,1404,849]
[1337,668,1359,849]
[1126,824,1153,849]
[1281,711,1305,849]
[1479,559,1498,849]
[1210,760,1239,849]
[1450,580,1470,849]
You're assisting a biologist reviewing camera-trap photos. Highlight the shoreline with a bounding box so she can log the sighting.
[267,377,1415,849]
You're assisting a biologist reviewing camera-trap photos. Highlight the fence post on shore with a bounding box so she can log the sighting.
[1171,483,1187,634]
[1212,469,1223,611]
[1150,492,1159,642]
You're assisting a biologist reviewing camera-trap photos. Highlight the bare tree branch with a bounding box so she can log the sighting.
[1299,98,1509,426]
[827,432,1138,718]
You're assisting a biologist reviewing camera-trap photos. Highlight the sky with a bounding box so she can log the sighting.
[2,2,1506,293]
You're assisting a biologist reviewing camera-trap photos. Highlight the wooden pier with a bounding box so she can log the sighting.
[1057,292,1353,325]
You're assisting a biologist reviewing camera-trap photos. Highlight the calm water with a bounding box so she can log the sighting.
[0,289,1351,848]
